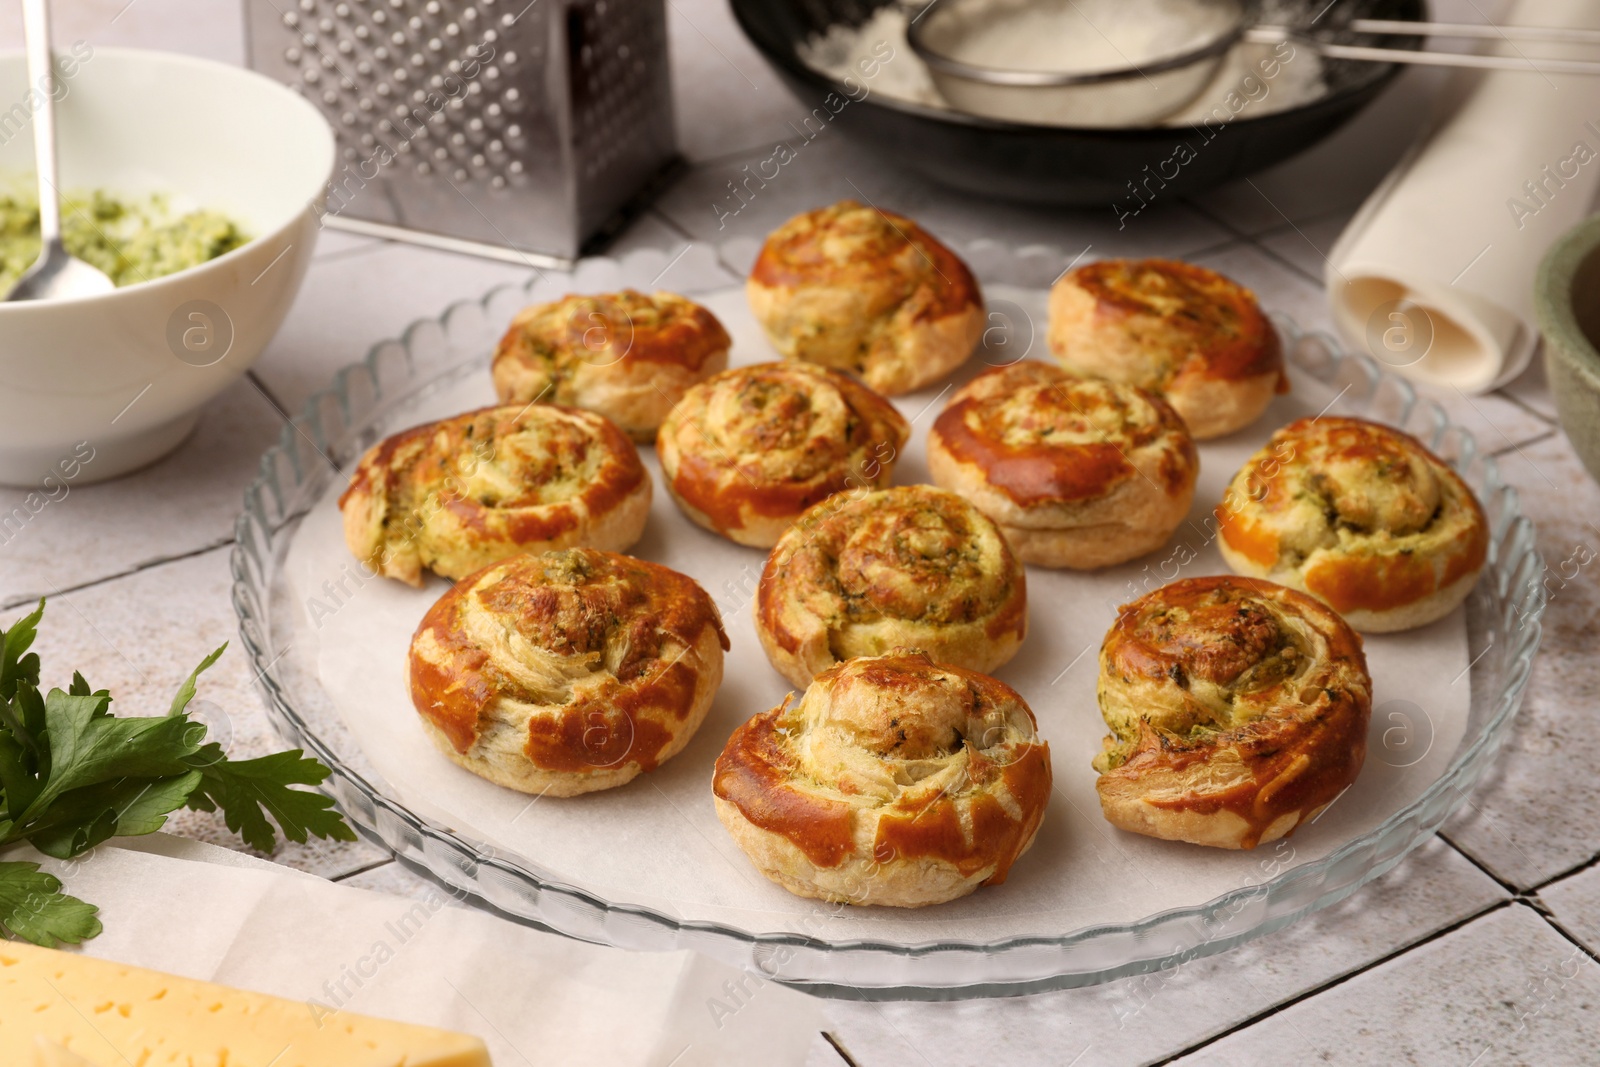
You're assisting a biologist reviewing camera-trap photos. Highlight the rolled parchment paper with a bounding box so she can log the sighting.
[1327,0,1600,392]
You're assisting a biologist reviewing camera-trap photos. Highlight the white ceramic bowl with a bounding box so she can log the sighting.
[0,47,333,485]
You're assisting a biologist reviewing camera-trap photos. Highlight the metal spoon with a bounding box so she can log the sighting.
[6,0,113,301]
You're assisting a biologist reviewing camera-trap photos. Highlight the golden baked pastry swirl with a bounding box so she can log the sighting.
[755,485,1027,688]
[747,200,984,395]
[339,403,651,586]
[713,650,1052,907]
[492,289,731,442]
[928,361,1198,568]
[1094,576,1372,849]
[1215,415,1489,633]
[1048,258,1286,439]
[409,548,729,796]
[656,361,910,547]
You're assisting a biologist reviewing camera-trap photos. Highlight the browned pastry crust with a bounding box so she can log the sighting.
[746,200,984,396]
[1094,576,1372,849]
[339,404,650,586]
[927,361,1198,568]
[1048,258,1287,439]
[755,485,1028,688]
[712,650,1052,907]
[491,289,731,442]
[1215,416,1489,633]
[409,548,729,796]
[655,361,910,547]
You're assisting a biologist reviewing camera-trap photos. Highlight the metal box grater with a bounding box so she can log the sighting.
[243,0,678,266]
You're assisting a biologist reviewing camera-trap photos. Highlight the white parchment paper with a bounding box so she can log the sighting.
[1327,0,1600,391]
[28,838,823,1066]
[285,286,1470,945]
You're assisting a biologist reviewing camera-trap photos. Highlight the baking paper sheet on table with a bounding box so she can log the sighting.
[25,838,823,1066]
[285,286,1470,945]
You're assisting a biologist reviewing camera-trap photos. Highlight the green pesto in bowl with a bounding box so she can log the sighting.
[0,189,249,291]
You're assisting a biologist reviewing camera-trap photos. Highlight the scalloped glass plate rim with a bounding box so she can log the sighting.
[231,239,1545,994]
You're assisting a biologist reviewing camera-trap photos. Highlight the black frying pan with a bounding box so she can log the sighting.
[728,0,1427,205]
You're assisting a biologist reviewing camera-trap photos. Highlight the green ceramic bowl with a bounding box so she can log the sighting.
[1536,213,1600,485]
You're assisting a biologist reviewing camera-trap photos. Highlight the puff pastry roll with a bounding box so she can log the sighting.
[1095,576,1372,849]
[340,404,650,586]
[713,650,1052,907]
[928,361,1198,568]
[492,289,730,442]
[755,485,1027,688]
[747,200,984,396]
[409,548,728,796]
[1215,416,1488,633]
[656,361,909,547]
[1048,258,1286,439]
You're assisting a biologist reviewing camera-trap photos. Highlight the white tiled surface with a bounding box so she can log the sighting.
[6,2,1600,1064]
[1172,905,1600,1067]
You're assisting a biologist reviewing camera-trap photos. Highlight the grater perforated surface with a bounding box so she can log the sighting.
[245,0,677,260]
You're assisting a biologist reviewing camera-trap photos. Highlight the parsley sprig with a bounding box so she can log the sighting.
[0,600,357,946]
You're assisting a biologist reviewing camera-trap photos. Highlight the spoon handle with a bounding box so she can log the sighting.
[22,0,60,248]
[1246,26,1600,75]
[1349,19,1600,46]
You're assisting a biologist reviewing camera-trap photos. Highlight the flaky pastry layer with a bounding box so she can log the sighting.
[1048,258,1286,439]
[713,650,1052,907]
[928,361,1198,568]
[1215,416,1488,632]
[656,362,909,547]
[1095,576,1372,849]
[409,548,728,796]
[492,289,730,442]
[755,485,1027,687]
[340,404,650,586]
[747,200,983,396]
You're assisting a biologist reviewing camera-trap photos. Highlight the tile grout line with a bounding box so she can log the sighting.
[1488,429,1558,460]
[1438,831,1526,896]
[1177,197,1262,249]
[3,369,336,616]
[1181,197,1332,292]
[649,207,698,245]
[1521,845,1600,897]
[821,1031,861,1067]
[1145,898,1514,1065]
[246,369,296,425]
[313,237,395,266]
[1240,233,1328,290]
[670,137,807,173]
[1243,202,1361,242]
[1,535,236,613]
[330,855,398,884]
[1177,234,1254,264]
[1445,812,1600,901]
[1180,196,1339,291]
[1495,388,1561,428]
[1524,902,1600,968]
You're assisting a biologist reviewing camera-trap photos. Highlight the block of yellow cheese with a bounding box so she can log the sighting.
[34,1038,94,1066]
[34,1038,95,1066]
[0,940,491,1066]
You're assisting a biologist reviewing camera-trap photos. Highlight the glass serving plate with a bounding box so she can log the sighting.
[232,241,1544,998]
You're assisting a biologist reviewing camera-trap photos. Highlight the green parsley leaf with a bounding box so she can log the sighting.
[0,599,42,700]
[24,771,203,860]
[0,600,358,944]
[169,644,225,717]
[0,860,101,947]
[185,748,357,854]
[6,687,204,832]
